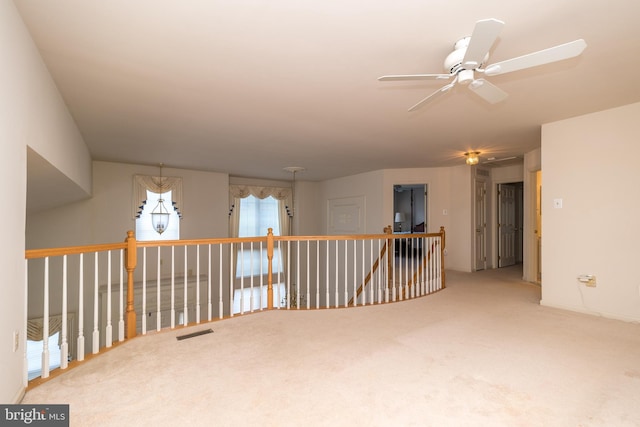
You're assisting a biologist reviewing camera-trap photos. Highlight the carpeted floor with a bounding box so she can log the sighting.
[22,266,640,426]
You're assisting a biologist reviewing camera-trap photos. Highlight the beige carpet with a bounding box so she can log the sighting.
[23,266,640,426]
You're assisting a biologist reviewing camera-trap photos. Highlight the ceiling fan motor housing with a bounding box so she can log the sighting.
[444,37,489,73]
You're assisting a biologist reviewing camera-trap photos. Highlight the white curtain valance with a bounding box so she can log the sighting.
[133,174,184,219]
[229,185,291,201]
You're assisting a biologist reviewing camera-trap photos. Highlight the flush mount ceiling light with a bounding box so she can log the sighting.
[151,162,170,234]
[465,151,480,165]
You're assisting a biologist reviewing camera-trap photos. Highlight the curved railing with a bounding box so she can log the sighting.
[24,227,445,387]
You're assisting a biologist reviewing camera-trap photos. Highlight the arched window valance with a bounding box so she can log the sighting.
[228,185,291,201]
[133,174,183,219]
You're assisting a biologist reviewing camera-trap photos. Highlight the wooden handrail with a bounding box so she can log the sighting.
[25,242,127,259]
[25,227,446,340]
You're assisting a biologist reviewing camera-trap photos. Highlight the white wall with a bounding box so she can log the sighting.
[321,170,385,235]
[541,102,640,322]
[380,166,473,272]
[28,162,230,249]
[1,2,91,403]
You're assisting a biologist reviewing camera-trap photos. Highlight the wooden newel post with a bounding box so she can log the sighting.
[384,225,393,291]
[266,228,274,309]
[439,226,446,288]
[124,230,137,339]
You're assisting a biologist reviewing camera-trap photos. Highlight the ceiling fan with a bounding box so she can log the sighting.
[378,19,587,111]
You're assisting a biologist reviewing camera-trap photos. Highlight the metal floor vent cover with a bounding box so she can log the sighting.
[176,328,213,341]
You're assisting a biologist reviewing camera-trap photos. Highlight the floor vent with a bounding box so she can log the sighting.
[176,329,213,341]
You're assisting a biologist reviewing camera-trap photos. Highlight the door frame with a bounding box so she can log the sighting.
[496,181,523,268]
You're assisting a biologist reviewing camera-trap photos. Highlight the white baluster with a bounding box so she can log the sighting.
[229,243,234,317]
[106,250,113,347]
[286,241,290,309]
[259,242,264,311]
[334,240,339,308]
[316,241,320,309]
[183,246,188,325]
[41,257,50,378]
[60,255,68,369]
[431,238,435,292]
[276,241,282,308]
[157,246,161,331]
[411,239,415,299]
[77,253,85,362]
[360,239,364,305]
[208,244,212,321]
[343,240,348,307]
[437,239,442,290]
[196,244,201,323]
[249,242,254,312]
[142,248,147,335]
[239,242,245,314]
[119,249,125,342]
[219,243,223,319]
[387,239,402,302]
[369,241,374,304]
[171,246,176,328]
[306,240,310,309]
[325,242,329,307]
[92,252,99,354]
[296,240,300,310]
[404,239,409,300]
[377,239,382,304]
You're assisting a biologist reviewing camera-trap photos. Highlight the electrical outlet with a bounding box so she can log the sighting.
[13,330,19,352]
[578,274,596,287]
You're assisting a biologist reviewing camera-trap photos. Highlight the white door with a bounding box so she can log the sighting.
[475,180,487,270]
[498,183,517,267]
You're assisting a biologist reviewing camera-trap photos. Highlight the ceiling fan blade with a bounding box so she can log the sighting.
[468,79,508,104]
[484,39,587,76]
[462,18,505,69]
[378,73,452,81]
[408,81,456,111]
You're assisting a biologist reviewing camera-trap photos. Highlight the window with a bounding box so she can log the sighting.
[235,195,284,278]
[237,195,281,237]
[27,332,62,380]
[136,190,180,241]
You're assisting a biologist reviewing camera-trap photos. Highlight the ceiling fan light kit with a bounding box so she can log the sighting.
[379,18,587,111]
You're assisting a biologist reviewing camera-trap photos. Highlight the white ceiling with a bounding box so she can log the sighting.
[15,0,640,186]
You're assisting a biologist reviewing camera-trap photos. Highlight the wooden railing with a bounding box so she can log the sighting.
[24,227,445,386]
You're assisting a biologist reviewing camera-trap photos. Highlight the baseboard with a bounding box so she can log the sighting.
[540,299,640,324]
[11,386,25,404]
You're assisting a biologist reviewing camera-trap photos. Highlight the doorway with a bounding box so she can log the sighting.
[393,184,427,233]
[497,182,523,268]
